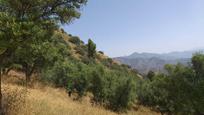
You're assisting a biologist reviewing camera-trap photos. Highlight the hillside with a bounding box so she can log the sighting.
[1,1,204,114]
[0,29,145,114]
[2,74,159,115]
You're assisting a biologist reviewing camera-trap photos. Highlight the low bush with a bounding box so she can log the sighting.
[69,36,81,46]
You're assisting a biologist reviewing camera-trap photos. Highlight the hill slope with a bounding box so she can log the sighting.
[0,30,151,114]
[2,76,159,115]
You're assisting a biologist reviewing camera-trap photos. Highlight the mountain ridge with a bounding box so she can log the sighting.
[123,49,204,60]
[114,49,204,74]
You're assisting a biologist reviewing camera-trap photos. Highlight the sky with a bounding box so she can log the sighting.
[63,0,204,57]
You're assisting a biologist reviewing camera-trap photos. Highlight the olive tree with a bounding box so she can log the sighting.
[0,0,87,113]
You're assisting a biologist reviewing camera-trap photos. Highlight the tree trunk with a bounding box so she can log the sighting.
[25,65,35,87]
[0,68,3,115]
[0,47,14,115]
[25,72,31,87]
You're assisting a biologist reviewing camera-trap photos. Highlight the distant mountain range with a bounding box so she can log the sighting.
[115,50,204,74]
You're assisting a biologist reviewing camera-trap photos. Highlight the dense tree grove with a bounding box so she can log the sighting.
[0,1,140,109]
[137,53,204,115]
[0,0,87,114]
[42,51,139,111]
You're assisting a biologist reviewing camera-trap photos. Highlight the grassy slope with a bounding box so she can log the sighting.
[2,75,160,115]
[4,84,160,115]
[57,30,113,63]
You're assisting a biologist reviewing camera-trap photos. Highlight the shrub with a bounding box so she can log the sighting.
[90,65,138,111]
[109,78,137,111]
[98,51,104,54]
[75,46,86,56]
[41,52,139,111]
[41,60,77,87]
[87,39,96,58]
[90,67,108,103]
[101,58,113,68]
[69,36,81,45]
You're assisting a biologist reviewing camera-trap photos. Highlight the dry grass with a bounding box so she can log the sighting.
[1,83,159,115]
[2,84,26,115]
[1,74,160,115]
[3,84,117,115]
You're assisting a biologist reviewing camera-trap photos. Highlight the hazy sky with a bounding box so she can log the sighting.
[63,0,204,57]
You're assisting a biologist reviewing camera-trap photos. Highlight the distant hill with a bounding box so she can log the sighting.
[115,50,204,74]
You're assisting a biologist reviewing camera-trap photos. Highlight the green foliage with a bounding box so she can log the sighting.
[42,55,139,111]
[137,53,204,114]
[109,78,137,111]
[75,46,87,56]
[42,60,74,87]
[146,71,155,81]
[87,39,96,58]
[0,0,143,113]
[10,32,70,82]
[89,65,138,111]
[0,0,142,112]
[69,36,81,46]
[0,0,87,24]
[91,66,108,103]
[42,59,91,97]
[101,58,113,67]
[0,0,86,79]
[192,53,204,78]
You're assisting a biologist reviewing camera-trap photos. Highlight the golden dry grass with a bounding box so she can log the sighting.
[3,83,117,115]
[1,74,160,115]
[1,83,159,115]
